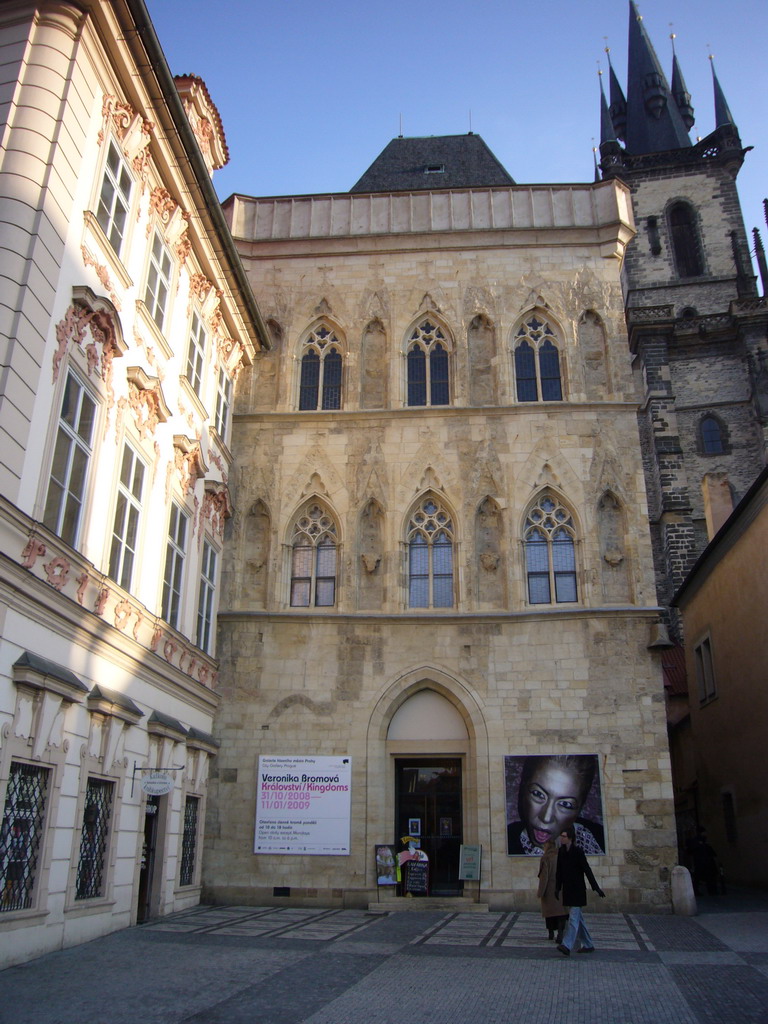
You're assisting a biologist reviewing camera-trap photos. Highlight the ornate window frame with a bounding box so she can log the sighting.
[287,500,340,609]
[511,312,565,403]
[405,493,457,609]
[522,491,579,605]
[404,316,453,408]
[296,321,345,412]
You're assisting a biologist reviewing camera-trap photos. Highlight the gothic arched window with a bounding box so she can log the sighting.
[669,202,704,278]
[407,495,455,608]
[298,324,343,410]
[524,494,577,604]
[289,503,337,607]
[406,319,450,407]
[513,316,563,402]
[700,415,725,454]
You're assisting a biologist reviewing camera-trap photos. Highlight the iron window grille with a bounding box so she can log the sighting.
[1,762,50,912]
[75,778,114,900]
[179,795,199,886]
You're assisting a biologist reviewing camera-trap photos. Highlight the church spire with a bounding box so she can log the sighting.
[606,49,627,142]
[624,1,691,154]
[710,55,735,128]
[599,70,623,176]
[670,37,695,131]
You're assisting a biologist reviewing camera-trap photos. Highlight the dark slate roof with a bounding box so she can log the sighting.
[13,651,89,692]
[624,1,692,154]
[349,134,515,193]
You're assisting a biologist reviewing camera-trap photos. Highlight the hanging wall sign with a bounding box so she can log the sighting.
[140,771,174,796]
[254,755,352,855]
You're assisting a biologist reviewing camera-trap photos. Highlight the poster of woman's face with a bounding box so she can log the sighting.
[505,754,606,856]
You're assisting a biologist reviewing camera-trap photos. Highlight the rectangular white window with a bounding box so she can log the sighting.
[214,367,233,440]
[186,312,207,398]
[144,231,173,332]
[161,503,188,629]
[109,444,145,591]
[96,140,133,256]
[694,635,717,704]
[43,373,97,547]
[196,540,217,653]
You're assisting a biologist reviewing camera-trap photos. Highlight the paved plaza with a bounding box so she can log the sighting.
[2,897,768,1024]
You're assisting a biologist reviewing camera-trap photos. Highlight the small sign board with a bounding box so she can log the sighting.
[459,844,482,881]
[140,771,174,796]
[405,858,429,895]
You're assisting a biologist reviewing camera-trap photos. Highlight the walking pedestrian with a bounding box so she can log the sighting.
[537,838,567,941]
[555,823,605,956]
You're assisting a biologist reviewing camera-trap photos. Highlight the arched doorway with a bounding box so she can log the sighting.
[388,690,469,895]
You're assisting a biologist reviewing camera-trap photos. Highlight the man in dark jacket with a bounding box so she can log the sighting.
[554,822,605,955]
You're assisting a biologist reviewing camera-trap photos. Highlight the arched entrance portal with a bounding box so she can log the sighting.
[388,690,469,896]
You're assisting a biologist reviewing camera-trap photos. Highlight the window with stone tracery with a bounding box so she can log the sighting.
[298,325,342,411]
[407,496,455,608]
[513,316,563,402]
[289,504,338,607]
[406,320,450,407]
[524,494,577,604]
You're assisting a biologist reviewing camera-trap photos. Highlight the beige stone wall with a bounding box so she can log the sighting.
[206,183,678,911]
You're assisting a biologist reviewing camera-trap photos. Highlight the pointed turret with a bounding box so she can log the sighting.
[607,54,627,141]
[624,1,691,154]
[711,57,735,128]
[671,51,695,131]
[599,71,623,174]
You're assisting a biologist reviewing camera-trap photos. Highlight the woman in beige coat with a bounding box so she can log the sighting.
[537,839,567,941]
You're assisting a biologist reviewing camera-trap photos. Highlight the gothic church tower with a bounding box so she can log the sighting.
[599,2,768,617]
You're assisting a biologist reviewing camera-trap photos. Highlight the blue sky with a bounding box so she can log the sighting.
[146,0,767,260]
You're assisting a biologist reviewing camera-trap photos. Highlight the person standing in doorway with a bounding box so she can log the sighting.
[555,823,605,956]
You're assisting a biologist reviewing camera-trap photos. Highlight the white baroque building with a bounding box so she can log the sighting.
[0,0,267,966]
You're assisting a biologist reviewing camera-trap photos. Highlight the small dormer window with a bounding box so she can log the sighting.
[424,164,445,174]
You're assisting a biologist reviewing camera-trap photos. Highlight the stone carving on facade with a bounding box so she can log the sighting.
[201,485,232,541]
[174,228,192,268]
[126,367,170,439]
[99,95,154,189]
[80,247,122,311]
[147,186,177,236]
[114,600,132,631]
[21,535,46,569]
[76,572,89,605]
[173,436,207,497]
[43,556,70,591]
[94,586,109,616]
[361,319,388,409]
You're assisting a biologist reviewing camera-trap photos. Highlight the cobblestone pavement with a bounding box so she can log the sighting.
[2,903,768,1024]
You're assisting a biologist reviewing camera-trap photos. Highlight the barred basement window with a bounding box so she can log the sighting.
[524,494,577,604]
[1,762,50,912]
[179,795,200,886]
[75,778,114,900]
